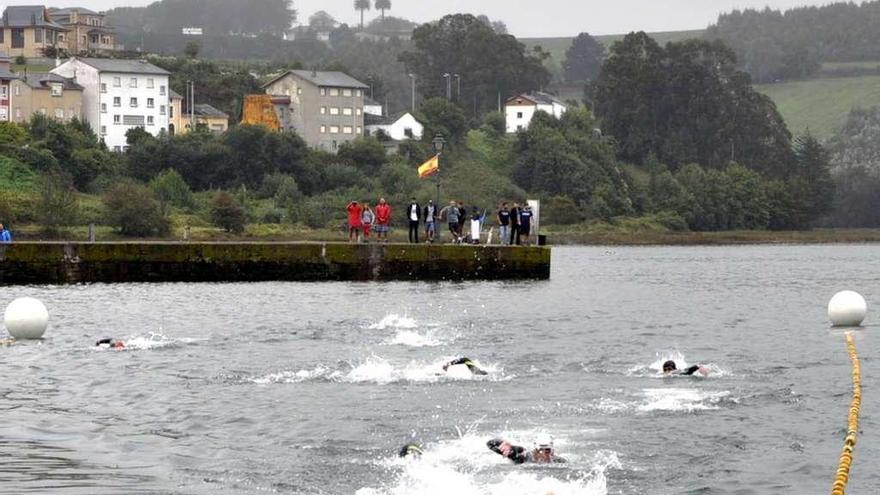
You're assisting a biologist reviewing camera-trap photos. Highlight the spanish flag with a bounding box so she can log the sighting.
[418,154,439,178]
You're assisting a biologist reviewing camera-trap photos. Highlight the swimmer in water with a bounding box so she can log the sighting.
[487,435,567,464]
[442,357,488,375]
[399,443,424,458]
[662,360,708,376]
[95,338,125,349]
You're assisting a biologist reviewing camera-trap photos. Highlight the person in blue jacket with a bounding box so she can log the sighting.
[0,223,11,243]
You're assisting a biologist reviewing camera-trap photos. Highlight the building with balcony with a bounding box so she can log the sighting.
[0,6,67,59]
[49,7,118,55]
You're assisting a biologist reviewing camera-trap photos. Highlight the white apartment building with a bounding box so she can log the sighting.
[51,57,170,151]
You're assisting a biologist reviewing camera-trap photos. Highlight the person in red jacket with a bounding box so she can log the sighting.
[347,201,363,242]
[375,198,392,243]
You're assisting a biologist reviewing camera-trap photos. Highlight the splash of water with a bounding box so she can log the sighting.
[369,314,418,330]
[638,388,732,412]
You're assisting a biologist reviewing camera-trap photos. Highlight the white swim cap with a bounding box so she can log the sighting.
[535,434,553,449]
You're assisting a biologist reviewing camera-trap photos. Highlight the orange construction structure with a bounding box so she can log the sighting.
[241,94,281,131]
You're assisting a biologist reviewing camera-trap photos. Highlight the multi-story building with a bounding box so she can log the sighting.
[169,89,229,134]
[49,7,118,55]
[0,6,67,59]
[10,72,83,124]
[262,70,367,152]
[0,53,15,121]
[51,57,170,151]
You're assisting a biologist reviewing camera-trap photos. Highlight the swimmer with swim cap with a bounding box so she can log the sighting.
[399,443,424,458]
[662,360,708,376]
[487,434,566,464]
[95,338,125,349]
[442,357,488,375]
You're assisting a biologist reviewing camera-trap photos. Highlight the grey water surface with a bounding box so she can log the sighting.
[0,245,877,494]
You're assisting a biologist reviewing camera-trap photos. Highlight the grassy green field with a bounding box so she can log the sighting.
[755,75,880,139]
[522,29,705,74]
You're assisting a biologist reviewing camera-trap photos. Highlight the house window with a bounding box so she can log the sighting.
[113,115,121,124]
[147,98,154,108]
[123,115,145,126]
[343,107,353,116]
[50,84,62,97]
[113,77,121,87]
[404,128,413,138]
[114,146,121,152]
[113,96,121,107]
[0,87,6,98]
[14,108,21,119]
[0,28,4,43]
[35,28,43,43]
[356,126,362,134]
[159,105,166,115]
[159,85,166,95]
[320,88,326,96]
[100,83,107,93]
[100,125,106,136]
[320,125,326,133]
[101,103,107,113]
[129,78,137,88]
[54,108,64,119]
[342,88,351,97]
[14,85,19,96]
[11,29,24,49]
[343,126,353,134]
[320,107,326,115]
[91,34,99,44]
[356,108,362,116]
[330,107,339,115]
[169,105,173,118]
[329,125,339,133]
[356,89,362,97]
[147,116,154,126]
[130,97,138,107]
[146,78,154,88]
[329,88,339,96]
[517,112,523,119]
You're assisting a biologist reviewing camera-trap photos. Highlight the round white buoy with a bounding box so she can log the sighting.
[3,297,49,339]
[828,290,867,327]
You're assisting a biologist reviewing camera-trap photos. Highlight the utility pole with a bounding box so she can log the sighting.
[443,73,451,100]
[454,74,461,101]
[408,73,416,112]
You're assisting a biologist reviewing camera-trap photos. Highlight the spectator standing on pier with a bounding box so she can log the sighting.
[347,201,363,243]
[361,202,375,242]
[469,206,483,244]
[440,201,461,243]
[509,202,521,245]
[423,200,437,243]
[457,201,467,239]
[497,203,511,245]
[375,198,392,243]
[0,223,10,243]
[519,204,534,245]
[407,198,421,244]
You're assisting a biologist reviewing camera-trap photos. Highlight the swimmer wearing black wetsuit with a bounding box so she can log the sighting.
[399,443,424,458]
[487,437,567,464]
[662,360,707,376]
[96,338,125,349]
[442,357,488,375]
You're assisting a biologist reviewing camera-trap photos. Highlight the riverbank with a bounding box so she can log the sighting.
[9,222,880,246]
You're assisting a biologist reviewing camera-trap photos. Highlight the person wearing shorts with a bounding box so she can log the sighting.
[423,200,437,243]
[361,203,375,241]
[375,198,391,243]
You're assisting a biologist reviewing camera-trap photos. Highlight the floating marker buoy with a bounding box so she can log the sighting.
[828,291,867,327]
[3,297,49,339]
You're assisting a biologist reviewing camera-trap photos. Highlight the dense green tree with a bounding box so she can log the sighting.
[399,14,550,114]
[417,98,469,143]
[184,40,201,58]
[563,32,604,84]
[791,134,835,221]
[337,137,387,174]
[594,34,794,175]
[35,171,78,235]
[150,169,195,210]
[209,191,246,233]
[103,180,170,237]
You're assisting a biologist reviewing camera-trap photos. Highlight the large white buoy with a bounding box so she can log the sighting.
[3,297,49,339]
[828,291,867,327]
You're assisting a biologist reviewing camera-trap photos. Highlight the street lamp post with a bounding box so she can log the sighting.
[408,73,416,112]
[454,74,461,101]
[432,133,446,243]
[443,73,451,100]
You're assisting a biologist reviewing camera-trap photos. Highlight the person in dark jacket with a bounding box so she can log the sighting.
[497,203,511,246]
[457,201,467,239]
[487,435,566,464]
[509,202,521,245]
[406,198,421,244]
[519,205,534,245]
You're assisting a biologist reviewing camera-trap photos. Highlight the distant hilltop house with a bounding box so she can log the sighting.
[505,92,568,133]
[169,89,229,135]
[48,7,120,54]
[365,111,423,141]
[0,6,67,58]
[244,69,368,152]
[52,57,171,151]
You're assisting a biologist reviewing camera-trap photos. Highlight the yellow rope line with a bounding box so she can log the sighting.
[831,332,861,495]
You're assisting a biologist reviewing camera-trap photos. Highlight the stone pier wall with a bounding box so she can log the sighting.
[0,242,551,284]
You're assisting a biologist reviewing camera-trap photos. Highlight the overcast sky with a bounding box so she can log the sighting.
[9,0,835,37]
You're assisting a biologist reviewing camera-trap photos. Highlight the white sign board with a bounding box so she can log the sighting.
[527,199,540,239]
[182,27,203,35]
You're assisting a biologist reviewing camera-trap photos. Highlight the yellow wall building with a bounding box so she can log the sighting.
[0,6,67,58]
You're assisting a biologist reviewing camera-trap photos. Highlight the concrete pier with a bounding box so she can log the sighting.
[0,242,551,284]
